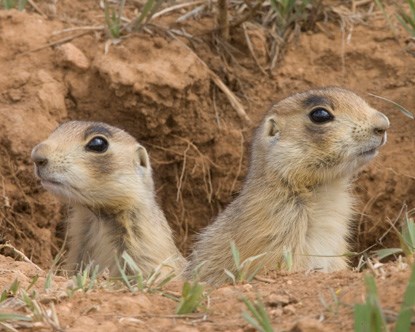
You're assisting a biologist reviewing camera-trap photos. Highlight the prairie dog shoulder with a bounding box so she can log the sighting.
[32,121,185,277]
[186,87,389,285]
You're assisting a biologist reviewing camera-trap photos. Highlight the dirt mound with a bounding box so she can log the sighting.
[1,6,414,264]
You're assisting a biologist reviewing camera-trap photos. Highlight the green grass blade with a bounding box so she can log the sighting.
[354,303,371,332]
[247,261,266,282]
[283,247,293,271]
[9,279,20,296]
[364,274,388,332]
[242,311,265,332]
[156,272,176,289]
[242,296,274,332]
[224,269,236,284]
[242,297,261,320]
[44,271,53,291]
[408,0,415,19]
[115,256,133,292]
[230,241,241,268]
[17,0,27,11]
[0,290,7,303]
[175,281,204,314]
[134,0,155,30]
[0,313,31,322]
[394,263,415,332]
[255,299,274,332]
[121,251,141,273]
[26,275,39,291]
[373,248,403,261]
[87,265,100,291]
[402,217,415,250]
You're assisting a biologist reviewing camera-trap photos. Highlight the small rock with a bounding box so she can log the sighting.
[56,43,90,71]
[283,304,296,315]
[7,88,23,102]
[289,318,329,332]
[214,286,237,297]
[270,308,283,317]
[242,284,253,292]
[267,293,290,306]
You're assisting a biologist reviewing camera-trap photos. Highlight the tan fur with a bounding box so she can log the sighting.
[31,121,185,277]
[185,87,389,285]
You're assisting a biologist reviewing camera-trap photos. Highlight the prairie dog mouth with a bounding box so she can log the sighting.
[359,147,378,157]
[41,179,63,187]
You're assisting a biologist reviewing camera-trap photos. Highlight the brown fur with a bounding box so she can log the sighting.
[185,87,389,285]
[32,121,185,277]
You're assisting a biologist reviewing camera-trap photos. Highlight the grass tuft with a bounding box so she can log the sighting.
[115,251,176,293]
[103,0,126,39]
[242,296,274,332]
[1,0,28,11]
[175,280,205,314]
[396,0,415,37]
[354,274,388,332]
[224,241,266,284]
[66,264,100,296]
[372,211,415,263]
[395,262,415,331]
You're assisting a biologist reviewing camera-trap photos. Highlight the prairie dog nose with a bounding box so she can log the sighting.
[373,112,390,136]
[31,144,49,167]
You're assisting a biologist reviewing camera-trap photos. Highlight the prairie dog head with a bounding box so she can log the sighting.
[252,87,389,187]
[31,121,153,209]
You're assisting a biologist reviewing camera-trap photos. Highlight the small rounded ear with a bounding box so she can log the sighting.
[264,116,280,137]
[136,146,150,169]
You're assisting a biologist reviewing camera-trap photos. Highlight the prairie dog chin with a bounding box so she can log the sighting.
[185,87,390,285]
[32,121,185,277]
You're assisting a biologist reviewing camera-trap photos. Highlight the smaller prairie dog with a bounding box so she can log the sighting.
[32,121,185,277]
[185,87,389,285]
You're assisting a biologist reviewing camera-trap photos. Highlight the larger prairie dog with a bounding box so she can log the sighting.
[185,87,389,285]
[31,121,185,277]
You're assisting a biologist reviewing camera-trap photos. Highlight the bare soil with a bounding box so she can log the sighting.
[0,0,414,330]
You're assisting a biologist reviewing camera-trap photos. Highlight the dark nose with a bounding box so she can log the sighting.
[33,156,48,167]
[31,144,49,168]
[373,127,386,136]
[373,112,390,136]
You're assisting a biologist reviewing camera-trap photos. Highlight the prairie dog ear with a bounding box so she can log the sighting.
[263,115,280,137]
[136,145,150,169]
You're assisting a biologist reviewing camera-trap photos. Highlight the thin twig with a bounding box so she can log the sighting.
[27,0,47,18]
[52,26,104,35]
[176,144,191,202]
[242,22,268,76]
[152,0,205,19]
[0,243,43,272]
[17,31,93,57]
[169,36,252,124]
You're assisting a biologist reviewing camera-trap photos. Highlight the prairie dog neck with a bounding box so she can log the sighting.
[67,200,178,276]
[237,177,352,264]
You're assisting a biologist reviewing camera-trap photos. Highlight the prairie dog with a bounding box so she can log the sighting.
[185,87,389,285]
[31,121,185,277]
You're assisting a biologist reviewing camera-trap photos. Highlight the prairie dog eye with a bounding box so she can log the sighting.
[85,136,109,153]
[309,108,334,124]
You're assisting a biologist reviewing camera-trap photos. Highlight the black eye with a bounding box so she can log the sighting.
[309,108,334,124]
[85,136,109,153]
